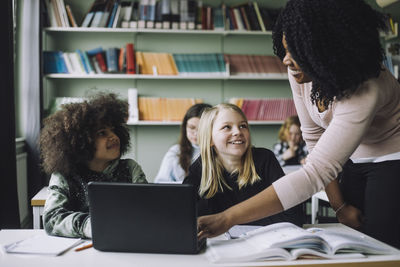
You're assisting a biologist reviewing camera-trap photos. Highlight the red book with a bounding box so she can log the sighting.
[95,52,107,73]
[126,43,136,74]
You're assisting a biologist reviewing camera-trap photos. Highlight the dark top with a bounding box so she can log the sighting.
[183,147,305,226]
[273,141,308,167]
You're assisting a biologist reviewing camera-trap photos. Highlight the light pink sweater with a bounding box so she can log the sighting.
[273,67,400,210]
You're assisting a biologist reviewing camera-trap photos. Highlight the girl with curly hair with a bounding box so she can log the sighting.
[40,93,147,238]
[183,103,305,227]
[273,115,308,166]
[154,103,211,183]
[197,0,400,248]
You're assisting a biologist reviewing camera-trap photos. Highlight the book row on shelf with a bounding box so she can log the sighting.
[44,0,280,32]
[229,98,296,121]
[43,45,287,76]
[48,92,296,123]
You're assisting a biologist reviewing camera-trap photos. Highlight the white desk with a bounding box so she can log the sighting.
[1,224,399,267]
[31,187,48,229]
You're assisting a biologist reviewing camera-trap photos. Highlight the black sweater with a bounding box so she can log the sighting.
[183,147,305,226]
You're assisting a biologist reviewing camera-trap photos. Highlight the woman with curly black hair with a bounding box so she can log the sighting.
[197,0,400,248]
[40,93,147,238]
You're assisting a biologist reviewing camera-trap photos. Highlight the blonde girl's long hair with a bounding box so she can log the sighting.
[198,103,260,199]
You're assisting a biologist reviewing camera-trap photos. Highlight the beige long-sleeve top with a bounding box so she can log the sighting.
[273,67,400,210]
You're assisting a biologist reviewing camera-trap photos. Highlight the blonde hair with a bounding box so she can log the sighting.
[198,103,260,199]
[278,115,302,142]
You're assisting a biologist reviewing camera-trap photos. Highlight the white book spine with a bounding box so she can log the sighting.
[127,88,139,123]
[62,53,73,73]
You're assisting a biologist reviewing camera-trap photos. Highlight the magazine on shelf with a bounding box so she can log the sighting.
[206,222,397,263]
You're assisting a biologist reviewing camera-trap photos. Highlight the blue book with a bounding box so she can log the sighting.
[106,48,118,72]
[90,11,104,27]
[86,47,104,57]
[82,52,94,74]
[76,49,90,74]
[81,12,95,27]
[107,0,120,28]
[55,51,68,73]
[43,51,58,74]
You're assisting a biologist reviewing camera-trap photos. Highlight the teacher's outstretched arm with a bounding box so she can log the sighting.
[197,185,283,239]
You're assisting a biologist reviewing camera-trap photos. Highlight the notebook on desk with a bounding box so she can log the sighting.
[87,182,206,254]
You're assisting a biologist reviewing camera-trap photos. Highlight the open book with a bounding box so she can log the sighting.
[207,222,396,263]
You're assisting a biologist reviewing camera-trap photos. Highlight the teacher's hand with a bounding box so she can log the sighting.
[336,204,363,230]
[197,212,232,240]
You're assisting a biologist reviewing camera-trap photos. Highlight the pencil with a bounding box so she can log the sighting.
[75,243,93,252]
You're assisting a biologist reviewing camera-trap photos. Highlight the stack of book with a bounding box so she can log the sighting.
[230,98,296,121]
[138,97,202,121]
[44,0,78,27]
[44,49,286,77]
[225,54,286,76]
[172,53,226,75]
[43,0,280,32]
[135,52,178,75]
[43,43,136,75]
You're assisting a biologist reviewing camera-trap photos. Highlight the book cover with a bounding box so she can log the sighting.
[105,48,118,72]
[252,2,266,32]
[75,49,90,74]
[50,0,63,27]
[112,3,122,28]
[62,52,73,73]
[43,51,58,73]
[146,0,156,28]
[44,0,58,27]
[95,52,108,73]
[127,88,139,123]
[161,0,171,29]
[245,2,260,31]
[107,0,120,28]
[90,11,104,27]
[126,43,136,74]
[65,4,78,27]
[55,0,70,27]
[170,0,180,29]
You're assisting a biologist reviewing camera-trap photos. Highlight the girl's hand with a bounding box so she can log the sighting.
[197,212,232,240]
[336,204,363,230]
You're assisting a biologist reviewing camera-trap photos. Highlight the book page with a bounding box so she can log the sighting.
[4,234,83,256]
[244,222,322,251]
[226,225,261,239]
[308,227,395,255]
[291,248,365,260]
[206,238,292,263]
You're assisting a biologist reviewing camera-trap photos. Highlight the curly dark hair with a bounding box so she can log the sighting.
[178,103,212,175]
[272,0,388,109]
[39,93,130,177]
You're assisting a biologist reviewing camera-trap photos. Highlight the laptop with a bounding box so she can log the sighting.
[88,182,206,254]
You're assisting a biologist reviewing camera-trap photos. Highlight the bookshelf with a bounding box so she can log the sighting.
[40,0,292,180]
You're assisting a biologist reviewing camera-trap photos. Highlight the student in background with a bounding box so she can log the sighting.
[197,0,400,248]
[273,115,308,166]
[183,103,305,226]
[154,103,212,183]
[40,93,147,239]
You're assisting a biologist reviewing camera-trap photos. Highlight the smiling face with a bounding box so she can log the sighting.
[186,117,200,145]
[211,108,250,163]
[282,35,312,84]
[88,127,121,172]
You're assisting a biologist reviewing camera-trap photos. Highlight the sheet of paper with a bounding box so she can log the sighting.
[4,233,83,256]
